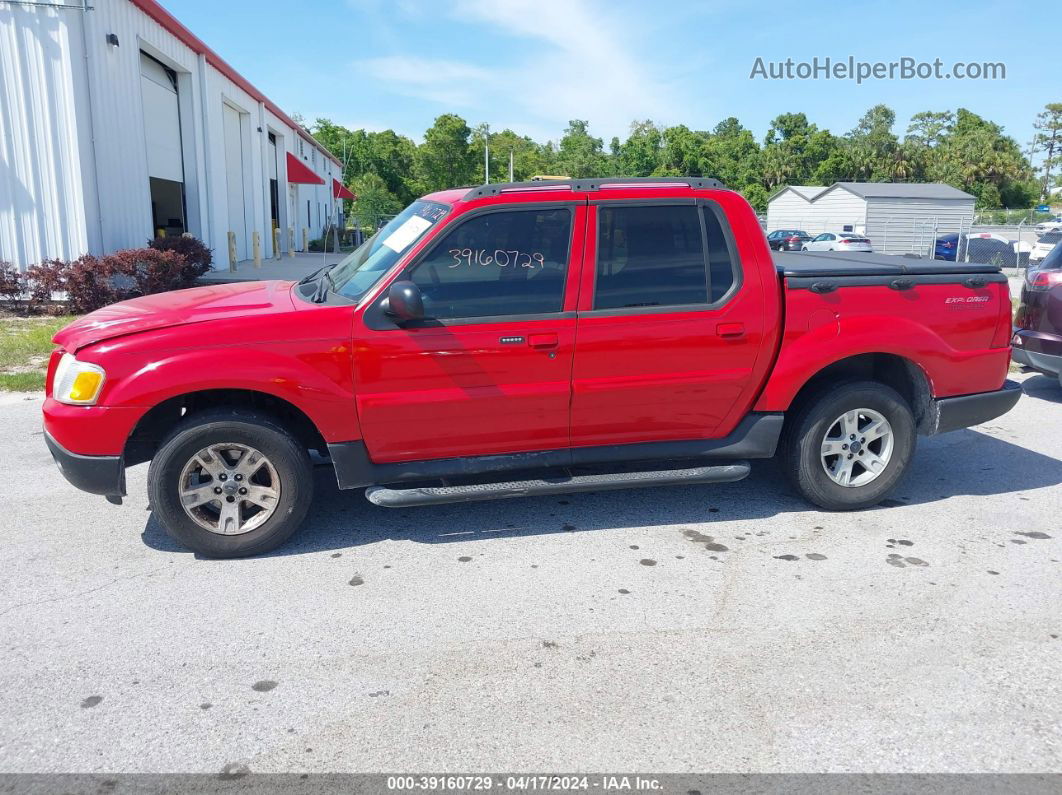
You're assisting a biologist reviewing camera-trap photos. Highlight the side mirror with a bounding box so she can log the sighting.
[383,280,424,323]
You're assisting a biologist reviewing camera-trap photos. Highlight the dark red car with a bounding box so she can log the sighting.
[1013,241,1062,385]
[43,178,1020,557]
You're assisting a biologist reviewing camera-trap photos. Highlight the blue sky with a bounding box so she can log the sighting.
[171,0,1054,157]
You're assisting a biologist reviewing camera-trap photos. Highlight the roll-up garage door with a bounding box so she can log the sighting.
[140,52,185,236]
[223,103,248,261]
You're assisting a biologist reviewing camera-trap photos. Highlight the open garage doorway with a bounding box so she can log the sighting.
[140,52,186,237]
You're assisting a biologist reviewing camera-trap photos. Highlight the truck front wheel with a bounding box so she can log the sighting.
[780,381,915,511]
[147,409,314,558]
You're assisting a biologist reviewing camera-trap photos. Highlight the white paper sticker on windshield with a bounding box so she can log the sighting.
[382,215,432,253]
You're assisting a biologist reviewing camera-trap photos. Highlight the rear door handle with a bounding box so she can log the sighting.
[716,323,745,338]
[527,332,559,349]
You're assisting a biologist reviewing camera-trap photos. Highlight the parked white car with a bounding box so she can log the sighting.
[1031,230,1061,264]
[802,232,873,252]
[1034,215,1062,235]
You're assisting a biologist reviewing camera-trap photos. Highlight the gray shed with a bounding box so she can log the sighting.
[766,182,976,254]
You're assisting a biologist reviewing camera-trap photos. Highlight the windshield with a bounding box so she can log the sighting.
[329,200,449,301]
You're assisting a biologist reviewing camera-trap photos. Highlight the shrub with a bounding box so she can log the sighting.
[148,235,213,279]
[109,248,189,297]
[0,262,26,304]
[14,243,209,314]
[61,254,115,314]
[25,259,68,310]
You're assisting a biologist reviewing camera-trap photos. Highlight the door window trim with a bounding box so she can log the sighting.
[582,198,744,318]
[363,201,580,330]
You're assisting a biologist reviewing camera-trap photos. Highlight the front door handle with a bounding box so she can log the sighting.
[527,332,559,349]
[716,322,745,338]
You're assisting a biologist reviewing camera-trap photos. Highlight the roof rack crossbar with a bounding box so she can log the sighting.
[462,176,727,201]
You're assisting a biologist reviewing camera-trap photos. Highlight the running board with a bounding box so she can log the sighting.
[364,462,751,508]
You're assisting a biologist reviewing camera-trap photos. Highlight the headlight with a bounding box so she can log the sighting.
[52,353,106,405]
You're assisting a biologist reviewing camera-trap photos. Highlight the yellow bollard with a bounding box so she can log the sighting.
[288,228,295,258]
[273,227,281,260]
[227,231,237,272]
[252,230,261,268]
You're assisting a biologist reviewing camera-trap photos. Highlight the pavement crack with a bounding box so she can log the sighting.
[0,566,169,618]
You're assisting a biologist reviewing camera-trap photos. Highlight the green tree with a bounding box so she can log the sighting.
[497,129,556,181]
[740,184,769,213]
[905,111,954,149]
[350,173,402,229]
[658,125,709,176]
[555,119,610,178]
[847,104,899,180]
[932,109,1034,207]
[300,101,1042,216]
[1032,103,1062,200]
[363,130,418,203]
[415,114,477,191]
[760,142,797,189]
[616,120,663,176]
[705,117,761,190]
[309,121,419,203]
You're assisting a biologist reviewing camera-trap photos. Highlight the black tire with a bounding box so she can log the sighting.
[779,380,915,511]
[147,408,313,558]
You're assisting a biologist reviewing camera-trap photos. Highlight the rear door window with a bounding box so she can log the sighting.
[594,203,738,310]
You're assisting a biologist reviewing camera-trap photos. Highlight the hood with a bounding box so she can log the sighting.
[54,280,296,353]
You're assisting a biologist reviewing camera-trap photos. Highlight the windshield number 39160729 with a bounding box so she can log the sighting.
[449,248,546,268]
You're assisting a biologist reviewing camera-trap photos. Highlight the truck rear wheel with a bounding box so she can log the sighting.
[780,380,915,511]
[147,409,313,558]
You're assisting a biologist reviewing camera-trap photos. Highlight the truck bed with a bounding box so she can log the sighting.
[773,250,1002,279]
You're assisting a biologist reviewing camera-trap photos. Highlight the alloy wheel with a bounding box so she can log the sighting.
[819,408,894,487]
[178,443,281,535]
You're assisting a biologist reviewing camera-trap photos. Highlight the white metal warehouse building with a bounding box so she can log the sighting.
[0,0,350,271]
[766,182,977,254]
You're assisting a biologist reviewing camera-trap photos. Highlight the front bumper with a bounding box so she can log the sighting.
[926,380,1023,435]
[44,431,126,498]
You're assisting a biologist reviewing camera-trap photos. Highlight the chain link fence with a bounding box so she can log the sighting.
[762,214,1052,273]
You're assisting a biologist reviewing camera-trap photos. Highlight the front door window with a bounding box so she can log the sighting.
[407,208,572,320]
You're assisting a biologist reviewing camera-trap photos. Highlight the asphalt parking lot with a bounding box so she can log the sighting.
[1,372,1060,774]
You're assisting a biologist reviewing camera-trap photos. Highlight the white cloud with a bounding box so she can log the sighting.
[452,0,680,139]
[353,0,684,141]
[356,56,498,108]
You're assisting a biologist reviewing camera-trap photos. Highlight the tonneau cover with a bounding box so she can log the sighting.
[773,250,1002,278]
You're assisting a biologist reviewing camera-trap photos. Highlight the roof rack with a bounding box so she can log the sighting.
[462,176,728,201]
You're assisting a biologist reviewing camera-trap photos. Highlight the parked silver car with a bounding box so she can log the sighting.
[802,232,873,252]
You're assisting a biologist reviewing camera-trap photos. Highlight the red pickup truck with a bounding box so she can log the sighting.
[43,178,1020,558]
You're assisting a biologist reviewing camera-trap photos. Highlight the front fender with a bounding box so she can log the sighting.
[97,341,360,443]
